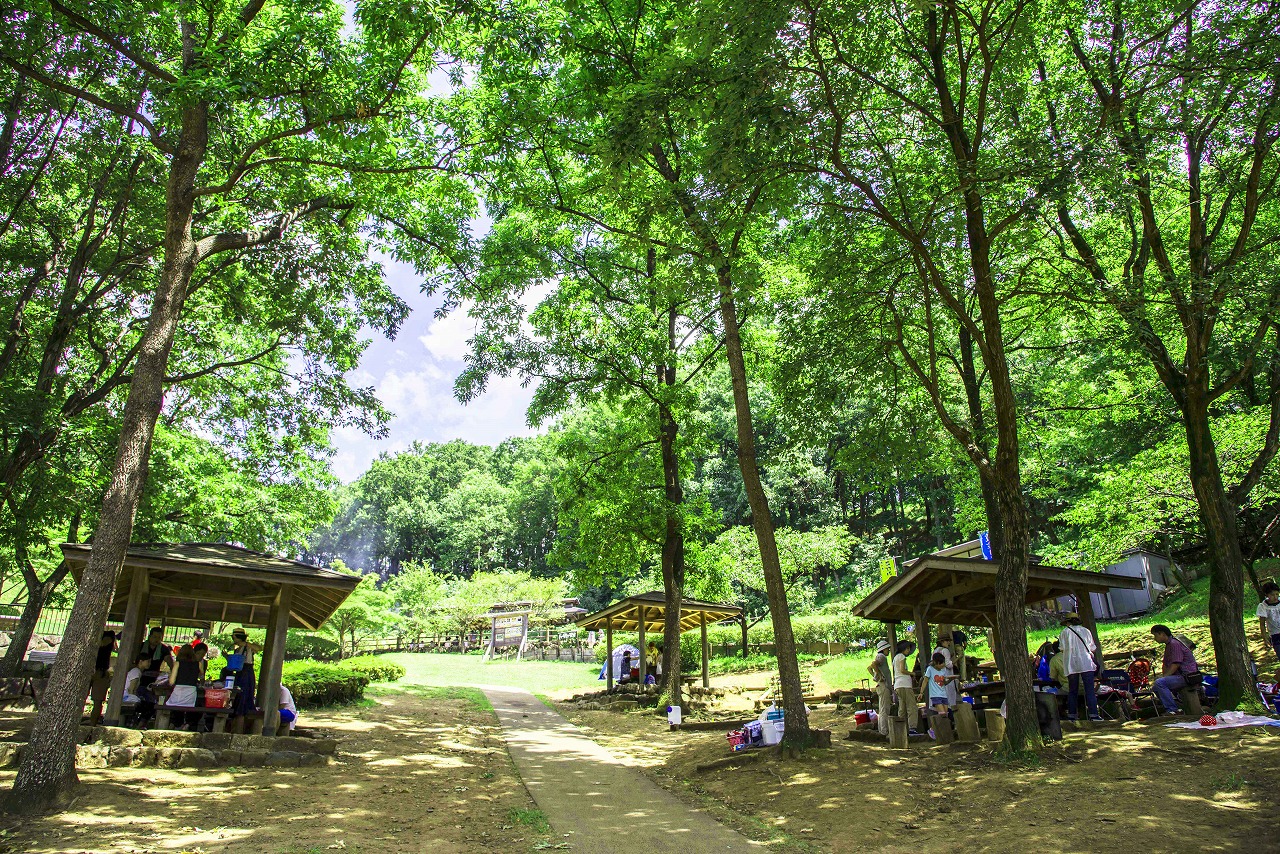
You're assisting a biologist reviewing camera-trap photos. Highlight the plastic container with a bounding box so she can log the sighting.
[224,653,245,672]
[666,705,682,726]
[204,687,230,708]
[761,719,785,746]
[854,710,872,726]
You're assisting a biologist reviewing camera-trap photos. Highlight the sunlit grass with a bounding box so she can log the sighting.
[369,652,603,695]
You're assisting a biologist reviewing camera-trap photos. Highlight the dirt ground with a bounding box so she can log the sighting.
[0,690,548,854]
[559,703,1280,853]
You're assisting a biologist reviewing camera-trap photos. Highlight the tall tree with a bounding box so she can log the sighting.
[455,0,814,739]
[1044,0,1280,707]
[1,0,468,811]
[786,0,1054,749]
[458,196,722,708]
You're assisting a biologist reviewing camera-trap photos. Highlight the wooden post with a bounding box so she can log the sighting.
[1076,590,1102,664]
[887,622,898,653]
[259,584,292,736]
[888,715,909,749]
[700,611,710,689]
[740,614,749,659]
[637,605,646,682]
[1179,686,1204,718]
[933,713,954,745]
[605,616,614,691]
[912,606,930,673]
[954,702,981,742]
[106,566,149,724]
[984,708,1006,743]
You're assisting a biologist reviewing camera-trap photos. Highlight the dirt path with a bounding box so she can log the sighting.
[482,687,756,853]
[0,690,546,854]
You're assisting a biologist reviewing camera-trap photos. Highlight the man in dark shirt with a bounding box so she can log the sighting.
[191,629,209,678]
[1151,624,1198,715]
[138,626,173,690]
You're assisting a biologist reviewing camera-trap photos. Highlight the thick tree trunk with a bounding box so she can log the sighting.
[5,104,207,814]
[990,485,1038,752]
[715,271,810,742]
[1184,387,1249,708]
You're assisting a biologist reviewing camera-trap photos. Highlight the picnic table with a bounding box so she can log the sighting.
[961,679,1006,708]
[152,683,240,733]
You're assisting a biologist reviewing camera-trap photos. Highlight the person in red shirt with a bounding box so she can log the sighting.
[1151,624,1198,715]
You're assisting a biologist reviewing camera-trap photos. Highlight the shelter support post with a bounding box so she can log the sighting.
[740,614,748,659]
[701,612,709,689]
[1075,590,1101,662]
[106,566,149,724]
[259,584,293,736]
[605,616,614,691]
[912,606,930,672]
[637,605,646,681]
[887,622,898,653]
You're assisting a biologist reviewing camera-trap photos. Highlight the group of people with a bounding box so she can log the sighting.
[1036,614,1200,718]
[618,642,662,685]
[865,609,1211,735]
[868,632,964,736]
[84,624,296,733]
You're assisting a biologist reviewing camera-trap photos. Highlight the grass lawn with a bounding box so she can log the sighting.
[370,651,604,697]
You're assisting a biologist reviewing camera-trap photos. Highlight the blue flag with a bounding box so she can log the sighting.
[979,530,992,560]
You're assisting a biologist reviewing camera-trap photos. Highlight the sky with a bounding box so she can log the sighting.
[328,256,539,482]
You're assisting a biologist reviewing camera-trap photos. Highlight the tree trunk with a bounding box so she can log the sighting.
[1184,386,1249,708]
[5,102,208,814]
[715,270,810,742]
[990,484,1039,752]
[658,399,686,711]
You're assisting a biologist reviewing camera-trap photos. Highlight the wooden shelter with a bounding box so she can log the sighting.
[63,542,359,733]
[576,591,744,690]
[852,555,1145,671]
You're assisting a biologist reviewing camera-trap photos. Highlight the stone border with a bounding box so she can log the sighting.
[0,726,339,770]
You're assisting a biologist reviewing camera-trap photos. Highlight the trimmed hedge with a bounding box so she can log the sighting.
[338,656,406,683]
[208,630,341,662]
[282,660,370,707]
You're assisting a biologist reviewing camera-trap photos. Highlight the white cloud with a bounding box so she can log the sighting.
[418,302,477,362]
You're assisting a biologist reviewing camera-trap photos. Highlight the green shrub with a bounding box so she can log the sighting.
[207,629,341,662]
[281,660,370,707]
[338,656,406,683]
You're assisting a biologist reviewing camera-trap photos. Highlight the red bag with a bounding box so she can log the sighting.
[204,687,230,708]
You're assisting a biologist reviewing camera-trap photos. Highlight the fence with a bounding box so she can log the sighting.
[0,606,202,647]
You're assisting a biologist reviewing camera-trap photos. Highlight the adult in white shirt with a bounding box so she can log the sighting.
[279,684,298,733]
[1056,612,1100,721]
[892,641,920,733]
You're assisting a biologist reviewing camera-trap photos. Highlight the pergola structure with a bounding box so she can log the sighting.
[576,591,744,690]
[852,555,1145,672]
[63,542,359,734]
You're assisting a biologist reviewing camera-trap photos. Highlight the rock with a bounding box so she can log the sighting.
[107,747,138,767]
[198,732,233,751]
[218,750,242,766]
[75,744,109,769]
[611,700,639,712]
[266,751,302,767]
[154,747,217,769]
[298,753,329,767]
[268,735,334,754]
[78,725,101,745]
[238,749,271,767]
[0,742,23,768]
[95,726,143,747]
[143,730,202,748]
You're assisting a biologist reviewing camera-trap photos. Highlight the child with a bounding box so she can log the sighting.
[922,652,958,716]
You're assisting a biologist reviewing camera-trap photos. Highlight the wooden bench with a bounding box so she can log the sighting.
[155,704,235,732]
